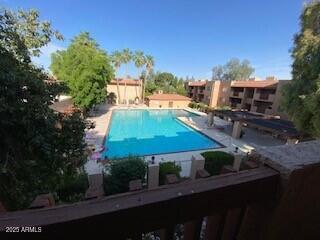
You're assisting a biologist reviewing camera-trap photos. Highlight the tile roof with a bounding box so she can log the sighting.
[147,93,191,101]
[49,98,75,114]
[188,81,206,87]
[231,80,278,88]
[109,78,140,86]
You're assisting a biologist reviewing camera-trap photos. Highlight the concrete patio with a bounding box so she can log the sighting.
[84,103,286,176]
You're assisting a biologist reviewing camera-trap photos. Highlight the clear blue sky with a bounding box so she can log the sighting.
[1,0,304,79]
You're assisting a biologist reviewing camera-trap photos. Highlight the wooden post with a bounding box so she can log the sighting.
[232,121,242,139]
[85,173,104,200]
[204,214,225,240]
[0,202,6,213]
[148,163,159,189]
[158,226,175,240]
[238,201,275,240]
[233,154,242,171]
[190,154,205,179]
[184,219,203,240]
[221,208,243,240]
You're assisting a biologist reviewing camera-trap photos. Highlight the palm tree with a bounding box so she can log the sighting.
[111,50,122,104]
[142,55,154,103]
[121,48,132,104]
[133,51,146,102]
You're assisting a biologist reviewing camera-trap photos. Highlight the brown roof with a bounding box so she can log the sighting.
[231,80,278,88]
[188,81,206,87]
[49,98,75,114]
[109,78,140,86]
[147,94,191,101]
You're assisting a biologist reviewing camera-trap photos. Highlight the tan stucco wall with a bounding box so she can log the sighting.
[147,100,190,108]
[203,81,213,105]
[107,84,141,104]
[269,80,290,119]
[209,81,231,108]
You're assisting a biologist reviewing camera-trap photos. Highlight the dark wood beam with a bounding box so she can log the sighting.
[0,167,279,238]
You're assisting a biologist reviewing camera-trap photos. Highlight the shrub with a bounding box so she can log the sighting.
[201,151,234,176]
[104,156,147,195]
[216,105,231,110]
[57,173,89,203]
[206,106,214,113]
[159,162,182,185]
[198,103,208,112]
[107,92,117,104]
[188,102,197,108]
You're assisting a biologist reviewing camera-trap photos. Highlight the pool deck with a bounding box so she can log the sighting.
[84,103,284,175]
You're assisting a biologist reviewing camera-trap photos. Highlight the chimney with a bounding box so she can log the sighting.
[248,76,262,81]
[266,76,277,81]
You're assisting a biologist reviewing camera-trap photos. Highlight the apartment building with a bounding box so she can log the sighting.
[206,80,231,107]
[229,78,289,118]
[186,81,207,102]
[185,77,290,118]
[186,80,231,107]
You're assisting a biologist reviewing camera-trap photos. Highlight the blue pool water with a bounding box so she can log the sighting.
[104,109,221,158]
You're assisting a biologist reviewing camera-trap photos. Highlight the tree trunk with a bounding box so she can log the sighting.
[124,82,127,105]
[142,70,148,104]
[124,64,128,104]
[114,66,121,104]
[138,69,142,103]
[116,77,121,104]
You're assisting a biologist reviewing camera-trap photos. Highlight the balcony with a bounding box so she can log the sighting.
[231,91,244,98]
[251,105,267,114]
[198,88,205,94]
[244,97,253,104]
[230,102,242,109]
[1,142,320,239]
[250,106,257,112]
[0,166,279,239]
[254,92,275,102]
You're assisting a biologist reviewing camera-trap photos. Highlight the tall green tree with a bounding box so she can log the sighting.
[121,48,132,103]
[133,51,146,101]
[142,70,187,96]
[50,32,114,110]
[143,55,154,101]
[152,72,186,95]
[0,9,63,60]
[0,9,87,210]
[282,1,320,136]
[212,58,254,80]
[142,69,157,96]
[176,78,187,95]
[154,72,175,89]
[111,50,123,104]
[121,48,132,77]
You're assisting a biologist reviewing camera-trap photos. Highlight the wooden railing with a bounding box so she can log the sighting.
[0,166,279,239]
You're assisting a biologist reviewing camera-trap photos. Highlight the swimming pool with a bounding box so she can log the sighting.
[104,109,222,158]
